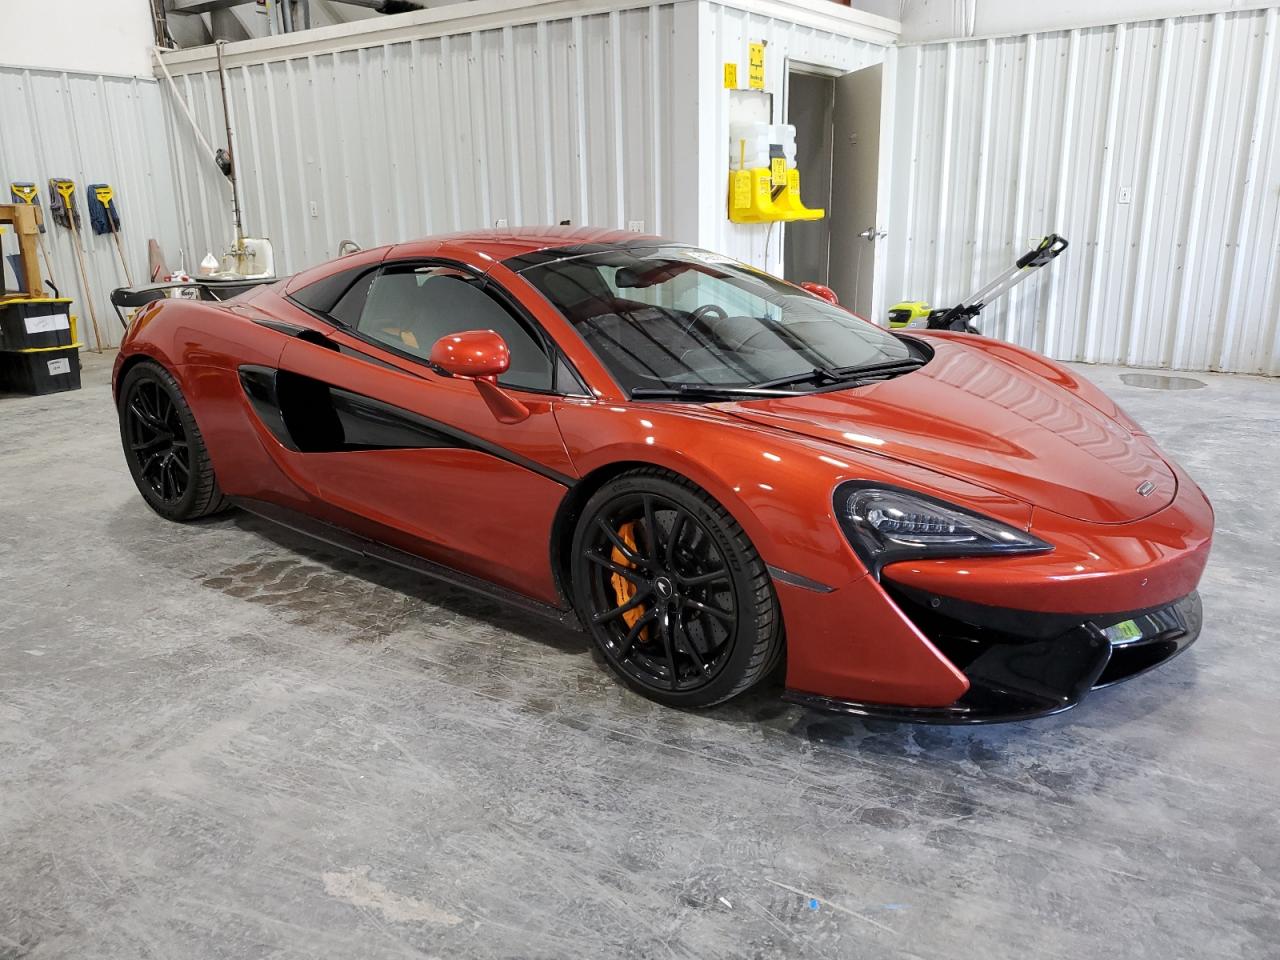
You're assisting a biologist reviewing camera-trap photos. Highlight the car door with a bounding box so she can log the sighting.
[272,259,583,606]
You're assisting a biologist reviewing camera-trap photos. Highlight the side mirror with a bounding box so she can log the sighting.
[799,281,839,305]
[429,329,511,379]
[428,329,530,424]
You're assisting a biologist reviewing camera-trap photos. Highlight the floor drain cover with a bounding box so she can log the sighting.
[1120,373,1206,390]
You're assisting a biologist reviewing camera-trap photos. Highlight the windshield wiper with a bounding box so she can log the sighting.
[830,357,926,378]
[630,384,803,401]
[750,357,924,391]
[749,365,848,391]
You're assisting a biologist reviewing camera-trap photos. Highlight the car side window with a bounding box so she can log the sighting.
[355,263,555,391]
[329,270,376,326]
[289,264,375,322]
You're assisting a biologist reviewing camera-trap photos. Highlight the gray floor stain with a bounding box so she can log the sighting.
[322,865,463,926]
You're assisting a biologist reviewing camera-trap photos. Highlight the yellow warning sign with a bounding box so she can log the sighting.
[724,62,738,88]
[748,42,765,89]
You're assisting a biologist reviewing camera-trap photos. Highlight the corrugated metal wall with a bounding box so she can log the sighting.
[160,0,896,279]
[882,7,1280,375]
[160,3,684,275]
[0,67,181,351]
[698,1,887,274]
[156,2,1277,375]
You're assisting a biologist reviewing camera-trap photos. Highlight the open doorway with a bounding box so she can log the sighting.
[783,70,834,289]
[784,62,883,319]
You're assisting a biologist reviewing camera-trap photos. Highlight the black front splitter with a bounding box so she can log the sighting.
[782,688,1086,725]
[783,592,1202,725]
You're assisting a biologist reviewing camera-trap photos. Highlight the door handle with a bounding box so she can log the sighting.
[858,227,888,241]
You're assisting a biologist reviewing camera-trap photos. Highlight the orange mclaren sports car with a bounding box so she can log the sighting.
[113,228,1213,722]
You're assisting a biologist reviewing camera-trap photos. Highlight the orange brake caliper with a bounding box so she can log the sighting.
[610,522,649,641]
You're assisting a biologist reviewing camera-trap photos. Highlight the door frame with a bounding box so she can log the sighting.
[782,58,845,287]
[782,61,837,287]
[782,53,895,325]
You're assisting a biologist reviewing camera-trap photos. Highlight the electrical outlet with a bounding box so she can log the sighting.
[309,200,319,218]
[494,218,509,228]
[1117,186,1133,205]
[627,220,645,233]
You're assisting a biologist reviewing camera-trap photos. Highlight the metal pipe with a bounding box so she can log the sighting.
[281,0,293,32]
[153,47,229,184]
[215,41,246,247]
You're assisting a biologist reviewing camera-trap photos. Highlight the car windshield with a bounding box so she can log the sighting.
[516,244,914,395]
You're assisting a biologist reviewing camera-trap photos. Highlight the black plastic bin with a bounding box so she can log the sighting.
[0,299,75,351]
[0,346,82,395]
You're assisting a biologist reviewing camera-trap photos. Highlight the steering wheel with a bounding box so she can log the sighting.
[682,303,728,336]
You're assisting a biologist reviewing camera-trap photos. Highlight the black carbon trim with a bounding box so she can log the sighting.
[230,496,581,627]
[884,580,1199,641]
[254,318,413,374]
[322,385,576,486]
[784,591,1202,725]
[767,565,835,594]
[502,238,688,273]
[239,365,297,451]
[236,364,576,488]
[781,689,1084,725]
[253,318,309,338]
[333,340,422,374]
[324,385,463,451]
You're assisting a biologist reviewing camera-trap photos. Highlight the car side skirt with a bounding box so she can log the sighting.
[230,496,583,629]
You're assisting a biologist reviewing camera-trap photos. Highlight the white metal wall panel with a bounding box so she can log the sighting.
[162,5,682,276]
[0,68,181,350]
[883,7,1280,375]
[162,0,895,279]
[700,1,887,274]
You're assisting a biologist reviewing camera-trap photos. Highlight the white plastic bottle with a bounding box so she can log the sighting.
[198,252,219,277]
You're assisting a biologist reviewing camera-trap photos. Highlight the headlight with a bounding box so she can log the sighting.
[834,482,1051,575]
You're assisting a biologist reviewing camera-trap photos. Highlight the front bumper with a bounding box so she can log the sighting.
[784,590,1202,724]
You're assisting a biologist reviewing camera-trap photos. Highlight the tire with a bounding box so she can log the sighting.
[118,360,228,522]
[570,467,782,708]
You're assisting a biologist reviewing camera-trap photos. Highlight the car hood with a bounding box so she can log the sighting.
[720,337,1176,524]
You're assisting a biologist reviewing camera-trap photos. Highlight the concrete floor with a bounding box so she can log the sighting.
[1,349,1277,959]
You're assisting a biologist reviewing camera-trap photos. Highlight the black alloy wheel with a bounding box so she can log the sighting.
[571,469,782,708]
[126,376,190,503]
[118,360,228,521]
